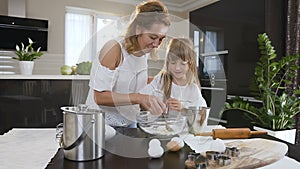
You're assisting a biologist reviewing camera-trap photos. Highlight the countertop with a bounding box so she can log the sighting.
[1,127,300,169]
[0,74,90,80]
[46,127,300,169]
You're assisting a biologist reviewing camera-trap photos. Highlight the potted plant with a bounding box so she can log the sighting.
[13,38,44,75]
[225,33,300,144]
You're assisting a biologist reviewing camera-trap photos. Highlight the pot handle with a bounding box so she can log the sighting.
[56,118,96,150]
[55,123,64,147]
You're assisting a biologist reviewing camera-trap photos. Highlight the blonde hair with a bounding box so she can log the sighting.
[124,0,170,58]
[159,38,201,100]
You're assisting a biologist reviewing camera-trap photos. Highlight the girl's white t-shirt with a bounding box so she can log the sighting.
[139,75,209,128]
[139,75,207,108]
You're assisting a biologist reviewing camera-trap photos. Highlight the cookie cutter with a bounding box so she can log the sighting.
[205,151,220,161]
[217,154,231,166]
[185,152,207,169]
[194,154,207,169]
[225,146,240,157]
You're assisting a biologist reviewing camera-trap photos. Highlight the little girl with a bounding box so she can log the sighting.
[139,38,208,128]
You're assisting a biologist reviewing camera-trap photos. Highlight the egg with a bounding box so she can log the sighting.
[149,139,161,147]
[166,141,181,151]
[166,137,185,151]
[171,137,184,148]
[148,145,164,158]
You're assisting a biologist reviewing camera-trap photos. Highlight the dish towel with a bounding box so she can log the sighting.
[180,125,226,153]
[0,128,59,169]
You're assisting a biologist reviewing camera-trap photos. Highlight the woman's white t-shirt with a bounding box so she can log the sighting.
[86,39,149,127]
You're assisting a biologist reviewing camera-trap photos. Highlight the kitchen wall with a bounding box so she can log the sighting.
[0,0,189,75]
[0,0,8,14]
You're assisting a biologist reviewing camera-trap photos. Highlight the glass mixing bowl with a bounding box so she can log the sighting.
[136,111,187,137]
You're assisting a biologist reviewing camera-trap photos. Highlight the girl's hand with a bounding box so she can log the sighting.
[135,94,166,115]
[166,98,182,111]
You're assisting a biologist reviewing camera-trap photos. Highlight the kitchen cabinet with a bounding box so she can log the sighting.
[190,0,286,97]
[0,75,89,130]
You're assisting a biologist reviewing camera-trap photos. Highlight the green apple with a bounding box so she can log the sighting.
[60,65,72,75]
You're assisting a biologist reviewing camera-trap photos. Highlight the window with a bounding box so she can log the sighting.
[94,17,117,56]
[65,7,118,66]
[65,12,92,66]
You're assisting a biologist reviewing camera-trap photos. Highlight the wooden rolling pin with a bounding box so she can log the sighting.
[195,128,267,139]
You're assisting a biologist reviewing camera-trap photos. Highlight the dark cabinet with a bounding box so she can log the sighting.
[190,0,286,97]
[0,79,89,130]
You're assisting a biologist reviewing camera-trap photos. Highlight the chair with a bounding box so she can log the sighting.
[0,81,43,127]
[69,80,89,106]
[23,81,37,96]
[40,81,57,125]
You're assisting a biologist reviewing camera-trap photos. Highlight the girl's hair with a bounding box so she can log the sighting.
[159,38,201,100]
[124,0,170,57]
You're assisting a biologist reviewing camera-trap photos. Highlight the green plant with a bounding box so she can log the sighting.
[225,33,300,130]
[76,61,92,75]
[13,38,43,61]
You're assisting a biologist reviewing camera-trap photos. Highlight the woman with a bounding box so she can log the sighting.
[86,0,171,127]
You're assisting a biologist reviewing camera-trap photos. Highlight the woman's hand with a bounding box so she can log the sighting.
[132,93,166,115]
[166,98,182,111]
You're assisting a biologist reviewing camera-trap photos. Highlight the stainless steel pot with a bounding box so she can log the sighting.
[58,105,105,161]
